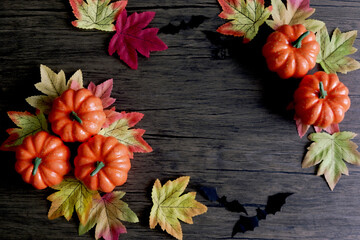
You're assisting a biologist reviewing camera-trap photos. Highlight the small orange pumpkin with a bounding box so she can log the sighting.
[48,88,106,142]
[15,131,71,189]
[262,24,320,79]
[293,71,351,128]
[74,135,131,192]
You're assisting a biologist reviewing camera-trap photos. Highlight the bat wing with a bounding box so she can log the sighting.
[265,192,293,215]
[218,196,247,215]
[232,215,259,236]
[199,186,219,202]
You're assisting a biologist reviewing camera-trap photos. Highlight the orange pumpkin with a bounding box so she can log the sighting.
[48,88,106,142]
[15,131,71,189]
[262,24,320,79]
[74,135,131,192]
[293,72,351,128]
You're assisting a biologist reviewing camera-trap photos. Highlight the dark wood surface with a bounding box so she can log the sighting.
[1,0,360,239]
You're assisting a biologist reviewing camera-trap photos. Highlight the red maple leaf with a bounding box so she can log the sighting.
[108,10,168,69]
[294,115,340,138]
[87,79,116,109]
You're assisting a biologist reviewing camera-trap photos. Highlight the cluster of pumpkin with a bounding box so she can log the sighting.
[15,88,131,192]
[262,24,350,129]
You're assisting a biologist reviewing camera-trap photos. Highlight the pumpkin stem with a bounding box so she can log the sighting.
[90,161,105,177]
[70,111,82,124]
[292,31,310,48]
[32,157,42,176]
[319,82,327,99]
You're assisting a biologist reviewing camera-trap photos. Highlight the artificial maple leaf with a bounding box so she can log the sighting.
[26,65,84,114]
[98,111,152,153]
[47,177,99,225]
[0,111,48,151]
[67,69,84,90]
[108,10,168,69]
[103,107,122,128]
[303,132,360,191]
[266,0,324,33]
[87,79,123,128]
[316,26,360,74]
[79,191,138,240]
[36,64,67,98]
[69,0,127,31]
[149,176,208,240]
[88,79,116,109]
[216,0,272,43]
[294,115,339,138]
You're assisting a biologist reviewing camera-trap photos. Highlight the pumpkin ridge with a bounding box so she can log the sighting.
[73,89,94,112]
[99,170,116,189]
[38,165,57,186]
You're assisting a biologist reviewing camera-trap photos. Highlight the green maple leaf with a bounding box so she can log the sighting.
[69,0,128,31]
[79,191,138,240]
[149,176,207,240]
[47,177,99,225]
[26,65,83,114]
[0,111,48,151]
[316,26,360,74]
[266,0,324,33]
[303,132,360,191]
[98,112,152,154]
[217,0,272,43]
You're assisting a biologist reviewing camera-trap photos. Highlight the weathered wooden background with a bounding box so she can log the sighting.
[1,0,360,239]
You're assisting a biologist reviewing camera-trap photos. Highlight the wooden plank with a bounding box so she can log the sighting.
[1,0,360,239]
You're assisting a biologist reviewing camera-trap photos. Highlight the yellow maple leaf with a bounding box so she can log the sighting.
[149,176,207,240]
[47,177,99,225]
[26,65,83,114]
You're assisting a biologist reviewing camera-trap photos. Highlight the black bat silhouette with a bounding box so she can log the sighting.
[199,186,247,214]
[159,16,209,34]
[232,193,293,236]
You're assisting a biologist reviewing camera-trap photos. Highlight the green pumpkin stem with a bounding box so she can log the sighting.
[319,82,327,99]
[292,31,310,48]
[32,157,42,176]
[90,161,105,177]
[70,111,82,124]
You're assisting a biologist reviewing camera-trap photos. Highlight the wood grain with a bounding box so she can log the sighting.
[1,0,360,239]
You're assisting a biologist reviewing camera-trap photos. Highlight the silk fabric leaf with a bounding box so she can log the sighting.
[216,0,272,43]
[108,10,168,69]
[67,69,84,89]
[69,0,127,31]
[103,107,122,128]
[294,115,340,138]
[36,64,67,98]
[266,0,324,33]
[87,79,116,109]
[47,177,99,225]
[26,65,84,114]
[303,132,360,190]
[0,111,48,151]
[98,111,152,153]
[25,96,54,115]
[79,191,138,240]
[149,176,208,240]
[316,26,360,74]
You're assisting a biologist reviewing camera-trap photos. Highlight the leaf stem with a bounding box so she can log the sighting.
[32,157,42,176]
[319,82,327,99]
[90,161,105,176]
[70,111,82,124]
[292,31,310,48]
